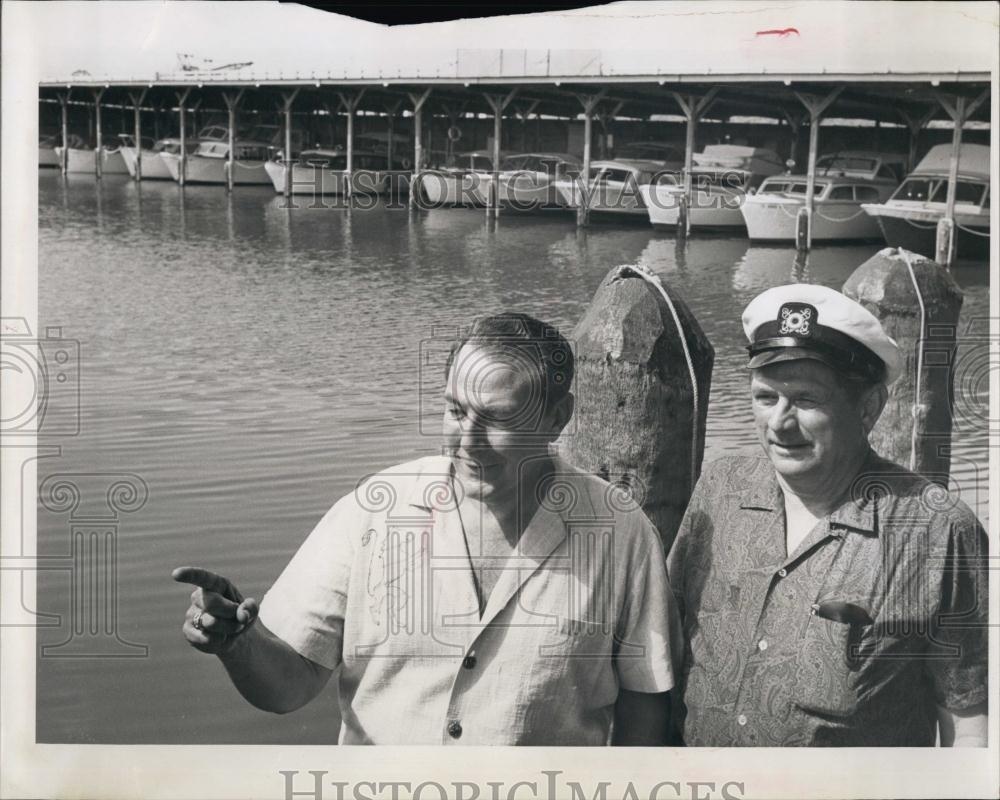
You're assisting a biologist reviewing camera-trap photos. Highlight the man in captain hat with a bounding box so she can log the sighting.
[667,283,988,747]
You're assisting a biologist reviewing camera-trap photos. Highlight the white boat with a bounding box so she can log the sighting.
[478,152,581,210]
[53,137,130,175]
[553,159,668,217]
[640,145,785,229]
[862,143,990,260]
[39,133,83,168]
[616,141,685,170]
[161,137,273,185]
[419,150,499,206]
[740,151,904,242]
[118,135,197,180]
[264,148,406,195]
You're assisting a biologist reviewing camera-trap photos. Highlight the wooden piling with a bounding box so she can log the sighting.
[794,88,842,252]
[177,88,192,187]
[223,89,245,193]
[93,88,105,180]
[130,90,147,181]
[557,265,714,553]
[281,89,300,198]
[59,92,69,175]
[408,89,431,208]
[672,89,718,238]
[843,248,964,483]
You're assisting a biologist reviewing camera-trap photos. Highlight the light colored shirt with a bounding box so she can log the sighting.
[260,455,681,745]
[667,452,989,747]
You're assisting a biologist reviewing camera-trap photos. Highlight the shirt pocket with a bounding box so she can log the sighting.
[533,617,613,703]
[792,615,873,717]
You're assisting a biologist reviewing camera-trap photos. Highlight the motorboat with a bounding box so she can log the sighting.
[861,143,990,260]
[39,133,83,167]
[161,136,273,185]
[420,150,500,206]
[640,144,785,229]
[553,159,669,218]
[740,151,904,242]
[118,135,198,180]
[53,136,130,175]
[264,148,409,195]
[478,152,582,210]
[615,141,685,170]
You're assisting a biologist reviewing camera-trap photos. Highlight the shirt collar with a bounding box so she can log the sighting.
[738,450,881,536]
[405,455,459,513]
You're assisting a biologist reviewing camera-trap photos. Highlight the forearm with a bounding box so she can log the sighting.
[937,703,987,747]
[217,623,332,714]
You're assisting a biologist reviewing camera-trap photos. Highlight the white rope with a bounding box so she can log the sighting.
[898,248,926,472]
[612,263,701,492]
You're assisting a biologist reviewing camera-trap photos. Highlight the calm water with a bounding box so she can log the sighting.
[36,172,990,743]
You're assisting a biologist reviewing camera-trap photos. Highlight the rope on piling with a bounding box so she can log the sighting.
[611,263,700,492]
[898,247,927,472]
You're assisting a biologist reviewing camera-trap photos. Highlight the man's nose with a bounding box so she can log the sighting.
[768,397,797,432]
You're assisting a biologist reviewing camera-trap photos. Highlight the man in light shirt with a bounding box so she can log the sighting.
[175,312,682,745]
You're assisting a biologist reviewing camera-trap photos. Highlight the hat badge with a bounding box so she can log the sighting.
[778,303,814,337]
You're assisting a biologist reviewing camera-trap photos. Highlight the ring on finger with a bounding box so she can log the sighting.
[192,610,205,631]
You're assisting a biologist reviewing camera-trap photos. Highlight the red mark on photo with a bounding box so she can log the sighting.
[756,27,800,37]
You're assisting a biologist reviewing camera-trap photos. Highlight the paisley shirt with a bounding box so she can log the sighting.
[666,452,988,747]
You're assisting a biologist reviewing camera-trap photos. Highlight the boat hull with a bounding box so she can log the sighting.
[54,147,130,175]
[120,147,174,180]
[419,171,488,206]
[554,179,648,217]
[640,184,746,228]
[39,146,60,168]
[160,153,271,184]
[866,208,990,260]
[741,196,883,241]
[263,161,405,195]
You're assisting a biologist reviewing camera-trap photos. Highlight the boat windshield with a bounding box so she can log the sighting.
[817,155,878,174]
[892,177,987,205]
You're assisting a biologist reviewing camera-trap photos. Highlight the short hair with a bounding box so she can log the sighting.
[444,312,574,411]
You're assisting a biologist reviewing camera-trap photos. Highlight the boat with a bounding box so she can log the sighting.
[53,136,130,175]
[478,152,582,210]
[553,159,669,218]
[264,148,409,195]
[739,151,905,242]
[160,136,273,185]
[639,144,785,229]
[616,141,685,170]
[861,143,990,260]
[420,150,500,206]
[118,135,198,180]
[39,133,84,168]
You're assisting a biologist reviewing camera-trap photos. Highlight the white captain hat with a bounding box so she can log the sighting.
[742,284,902,384]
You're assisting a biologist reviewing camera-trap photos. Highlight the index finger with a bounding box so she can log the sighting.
[171,566,242,601]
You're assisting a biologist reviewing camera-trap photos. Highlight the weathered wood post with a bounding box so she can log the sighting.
[93,88,106,179]
[408,89,432,208]
[223,89,245,193]
[484,89,518,218]
[557,264,714,553]
[931,89,987,267]
[58,91,70,175]
[281,88,300,199]
[176,88,192,187]
[899,106,936,174]
[574,90,606,228]
[672,88,719,237]
[384,99,402,196]
[793,87,842,252]
[129,89,147,181]
[337,89,366,200]
[842,247,964,484]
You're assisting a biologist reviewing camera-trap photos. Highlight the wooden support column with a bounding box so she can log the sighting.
[514,99,540,152]
[793,87,843,252]
[384,99,402,165]
[595,100,624,161]
[337,89,367,199]
[176,88,192,186]
[58,91,70,175]
[281,88,300,198]
[781,109,804,167]
[407,89,432,208]
[932,89,987,266]
[222,89,245,193]
[93,88,106,179]
[129,89,147,181]
[483,89,518,218]
[898,106,936,173]
[574,89,607,228]
[672,88,719,236]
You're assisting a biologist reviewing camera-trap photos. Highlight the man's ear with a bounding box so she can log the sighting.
[547,392,575,439]
[861,383,888,434]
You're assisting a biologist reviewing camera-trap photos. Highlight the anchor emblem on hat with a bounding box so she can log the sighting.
[778,303,814,336]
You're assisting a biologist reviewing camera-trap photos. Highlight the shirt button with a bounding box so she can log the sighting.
[777,568,788,578]
[737,714,748,727]
[757,638,769,651]
[447,721,462,739]
[462,655,477,670]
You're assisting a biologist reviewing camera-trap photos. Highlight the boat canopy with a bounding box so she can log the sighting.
[912,143,991,178]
